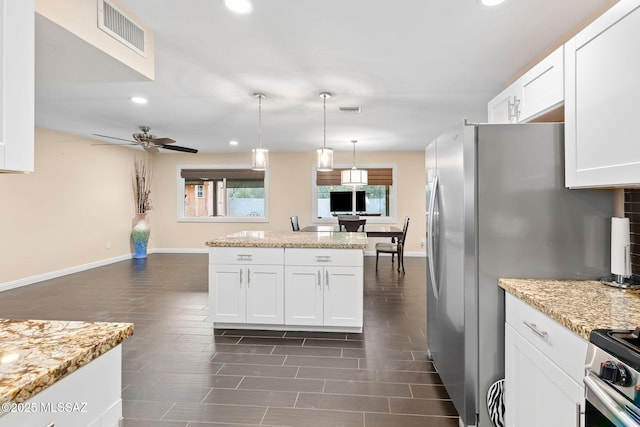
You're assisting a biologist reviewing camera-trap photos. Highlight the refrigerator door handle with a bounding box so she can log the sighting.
[427,175,439,299]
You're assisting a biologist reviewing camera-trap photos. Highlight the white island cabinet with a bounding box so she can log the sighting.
[284,248,363,331]
[505,293,586,427]
[565,0,640,187]
[209,247,284,324]
[207,231,366,332]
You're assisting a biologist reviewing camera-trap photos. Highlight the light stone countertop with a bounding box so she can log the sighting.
[205,230,368,249]
[499,278,640,340]
[0,319,134,407]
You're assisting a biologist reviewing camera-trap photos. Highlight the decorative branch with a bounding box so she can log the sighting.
[132,158,153,214]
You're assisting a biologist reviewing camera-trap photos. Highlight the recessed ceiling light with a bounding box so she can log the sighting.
[130,96,148,104]
[224,0,253,14]
[229,140,239,146]
[479,0,506,5]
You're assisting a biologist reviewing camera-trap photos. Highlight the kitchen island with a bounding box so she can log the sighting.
[206,231,368,332]
[0,319,133,427]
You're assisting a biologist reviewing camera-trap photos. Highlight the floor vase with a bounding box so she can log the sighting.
[132,213,150,259]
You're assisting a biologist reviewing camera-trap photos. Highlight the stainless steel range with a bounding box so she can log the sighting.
[585,328,640,426]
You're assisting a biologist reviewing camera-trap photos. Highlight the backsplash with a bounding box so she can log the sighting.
[624,189,640,278]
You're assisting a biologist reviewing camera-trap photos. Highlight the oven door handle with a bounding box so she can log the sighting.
[584,374,640,426]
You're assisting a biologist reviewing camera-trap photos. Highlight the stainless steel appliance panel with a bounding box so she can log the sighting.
[428,122,612,426]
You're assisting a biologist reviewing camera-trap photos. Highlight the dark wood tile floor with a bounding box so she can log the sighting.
[0,254,459,426]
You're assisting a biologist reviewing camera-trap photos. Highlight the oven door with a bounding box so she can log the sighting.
[584,372,640,427]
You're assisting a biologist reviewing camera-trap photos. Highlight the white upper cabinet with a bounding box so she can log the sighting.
[0,0,35,173]
[488,46,564,124]
[565,0,640,188]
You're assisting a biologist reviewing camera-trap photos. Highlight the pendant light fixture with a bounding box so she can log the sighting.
[317,92,334,171]
[251,92,268,171]
[341,140,368,186]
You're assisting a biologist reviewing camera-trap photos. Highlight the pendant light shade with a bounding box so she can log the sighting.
[341,140,368,186]
[317,92,333,171]
[251,92,268,171]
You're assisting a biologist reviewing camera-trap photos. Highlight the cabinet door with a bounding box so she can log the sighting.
[0,0,34,172]
[518,46,564,123]
[565,1,640,187]
[284,266,323,326]
[209,264,246,323]
[323,266,363,328]
[505,325,583,427]
[487,86,516,124]
[246,265,284,324]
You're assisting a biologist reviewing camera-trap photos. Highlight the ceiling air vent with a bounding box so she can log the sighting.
[98,0,146,56]
[339,106,362,114]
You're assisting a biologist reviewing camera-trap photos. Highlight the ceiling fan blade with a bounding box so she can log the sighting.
[153,137,176,145]
[92,133,136,143]
[160,144,198,154]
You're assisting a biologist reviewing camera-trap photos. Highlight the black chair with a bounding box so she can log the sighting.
[290,216,300,231]
[375,217,410,272]
[339,218,366,232]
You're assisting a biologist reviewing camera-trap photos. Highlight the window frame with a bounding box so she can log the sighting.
[177,164,269,223]
[311,163,397,224]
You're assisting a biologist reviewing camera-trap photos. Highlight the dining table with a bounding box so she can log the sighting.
[300,224,403,239]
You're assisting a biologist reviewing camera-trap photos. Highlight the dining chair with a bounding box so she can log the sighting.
[290,216,300,231]
[375,217,410,272]
[339,218,366,232]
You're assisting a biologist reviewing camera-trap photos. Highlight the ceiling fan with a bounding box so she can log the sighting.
[92,126,198,153]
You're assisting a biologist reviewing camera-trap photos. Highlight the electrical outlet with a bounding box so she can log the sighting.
[420,239,425,248]
[106,241,111,249]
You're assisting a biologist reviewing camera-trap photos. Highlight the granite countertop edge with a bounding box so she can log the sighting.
[499,278,640,340]
[0,319,134,406]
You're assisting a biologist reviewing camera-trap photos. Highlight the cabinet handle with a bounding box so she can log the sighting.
[247,268,251,287]
[513,96,521,120]
[575,402,582,427]
[325,270,329,287]
[523,321,548,338]
[237,254,252,261]
[239,268,243,287]
[317,270,321,287]
[507,98,514,121]
[316,255,331,263]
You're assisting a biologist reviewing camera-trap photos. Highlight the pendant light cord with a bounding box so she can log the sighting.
[258,94,262,149]
[323,94,327,149]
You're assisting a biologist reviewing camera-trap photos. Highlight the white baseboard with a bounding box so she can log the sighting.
[1,248,426,292]
[0,253,133,293]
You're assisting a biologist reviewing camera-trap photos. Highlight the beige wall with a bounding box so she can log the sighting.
[0,128,425,286]
[150,150,426,254]
[0,128,141,284]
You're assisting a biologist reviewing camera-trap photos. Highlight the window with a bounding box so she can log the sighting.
[313,166,396,222]
[178,166,268,222]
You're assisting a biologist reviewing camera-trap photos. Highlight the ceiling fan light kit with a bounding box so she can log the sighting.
[251,92,268,171]
[317,91,334,172]
[341,140,368,186]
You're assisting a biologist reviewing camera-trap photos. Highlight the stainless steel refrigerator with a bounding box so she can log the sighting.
[425,122,612,426]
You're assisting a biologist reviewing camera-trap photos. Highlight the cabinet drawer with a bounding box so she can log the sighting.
[285,248,363,267]
[505,293,587,383]
[209,247,284,265]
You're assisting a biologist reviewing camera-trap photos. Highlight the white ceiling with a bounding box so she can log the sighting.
[34,0,616,154]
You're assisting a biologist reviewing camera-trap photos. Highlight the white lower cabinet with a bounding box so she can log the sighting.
[284,265,362,328]
[209,248,284,324]
[505,293,586,427]
[0,345,123,427]
[208,247,363,331]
